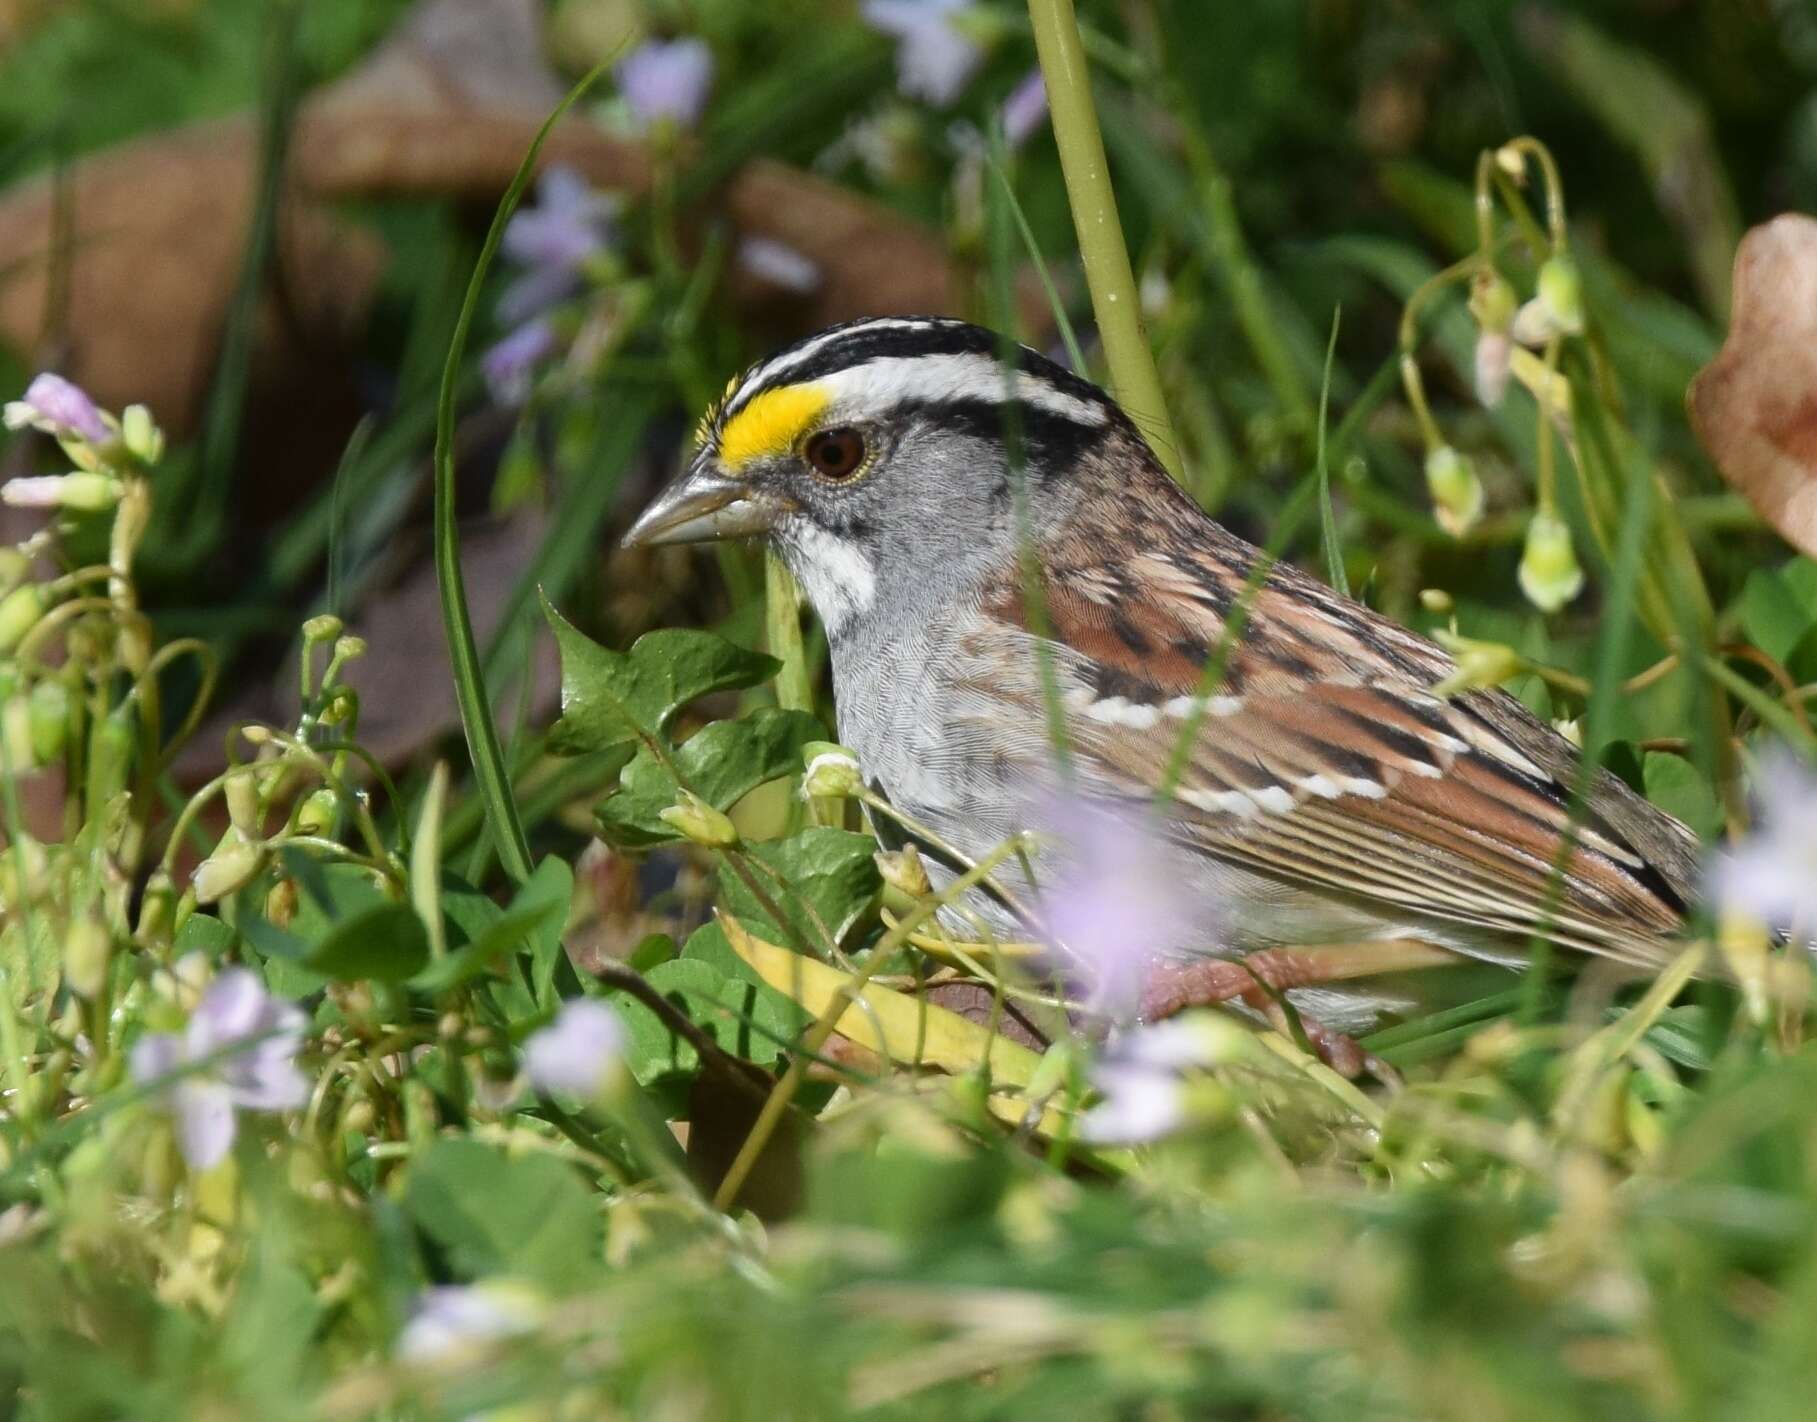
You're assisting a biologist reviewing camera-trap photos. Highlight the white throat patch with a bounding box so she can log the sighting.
[781,521,877,635]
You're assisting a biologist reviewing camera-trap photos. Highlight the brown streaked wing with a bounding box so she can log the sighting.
[977,535,1690,967]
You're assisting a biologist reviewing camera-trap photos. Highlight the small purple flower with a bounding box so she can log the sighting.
[4,373,110,444]
[1079,1018,1226,1144]
[1031,791,1204,1021]
[617,37,715,131]
[736,236,822,294]
[1000,71,1048,148]
[498,167,618,326]
[863,0,983,108]
[482,318,558,407]
[130,966,308,1169]
[524,998,626,1097]
[398,1283,543,1363]
[1710,750,1817,935]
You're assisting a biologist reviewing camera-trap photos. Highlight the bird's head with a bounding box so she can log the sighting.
[622,317,1140,633]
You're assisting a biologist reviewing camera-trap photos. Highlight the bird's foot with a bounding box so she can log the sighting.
[1136,940,1459,1082]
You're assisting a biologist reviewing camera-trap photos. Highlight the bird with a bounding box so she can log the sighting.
[621,315,1703,1046]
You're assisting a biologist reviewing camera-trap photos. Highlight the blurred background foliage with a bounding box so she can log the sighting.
[1,0,1816,1417]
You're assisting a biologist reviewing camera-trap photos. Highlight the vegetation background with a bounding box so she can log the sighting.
[2,0,1817,1417]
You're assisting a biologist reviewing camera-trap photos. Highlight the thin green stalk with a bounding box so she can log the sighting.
[1315,308,1347,598]
[1026,0,1181,479]
[765,555,814,714]
[433,64,613,887]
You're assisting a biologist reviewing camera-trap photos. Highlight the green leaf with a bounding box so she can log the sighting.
[543,592,779,756]
[613,959,730,1087]
[1642,751,1724,839]
[303,903,429,983]
[594,708,824,848]
[408,858,571,1001]
[682,921,810,1062]
[717,827,881,950]
[403,1139,600,1290]
[1741,559,1817,672]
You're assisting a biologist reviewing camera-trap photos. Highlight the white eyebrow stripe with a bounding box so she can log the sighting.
[726,319,940,415]
[815,353,1110,426]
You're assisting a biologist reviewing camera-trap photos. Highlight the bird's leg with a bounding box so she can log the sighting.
[1137,939,1463,1080]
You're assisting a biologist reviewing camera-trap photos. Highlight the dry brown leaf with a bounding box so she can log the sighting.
[0,119,385,432]
[1688,214,1817,559]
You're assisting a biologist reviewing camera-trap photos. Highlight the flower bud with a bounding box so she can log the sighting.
[65,915,111,999]
[1424,445,1485,537]
[302,614,343,643]
[1418,588,1454,614]
[1433,632,1524,696]
[1473,330,1512,408]
[332,634,367,664]
[295,788,338,837]
[1494,143,1525,177]
[801,742,863,799]
[1518,510,1585,613]
[121,404,166,465]
[191,827,268,905]
[657,788,739,848]
[0,583,45,653]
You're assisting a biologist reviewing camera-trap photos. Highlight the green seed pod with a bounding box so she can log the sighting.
[2,694,33,771]
[1468,269,1518,333]
[294,787,338,837]
[64,915,111,999]
[801,742,863,799]
[190,827,267,906]
[1518,510,1586,614]
[875,845,931,915]
[0,583,46,654]
[223,771,262,837]
[84,704,136,822]
[1536,254,1584,337]
[302,613,344,644]
[28,678,69,763]
[1423,445,1485,538]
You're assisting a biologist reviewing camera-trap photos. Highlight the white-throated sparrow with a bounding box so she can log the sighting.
[624,317,1701,1029]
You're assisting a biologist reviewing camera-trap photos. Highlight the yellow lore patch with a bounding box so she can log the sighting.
[716,383,829,470]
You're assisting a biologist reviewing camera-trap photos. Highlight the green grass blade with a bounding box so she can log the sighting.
[433,61,611,887]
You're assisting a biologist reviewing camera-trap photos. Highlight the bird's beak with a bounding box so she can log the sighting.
[621,463,790,548]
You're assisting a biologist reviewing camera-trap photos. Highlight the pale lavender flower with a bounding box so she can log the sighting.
[1032,791,1203,1021]
[736,235,822,294]
[1079,1018,1223,1144]
[1474,329,1512,408]
[617,37,714,131]
[129,967,308,1169]
[524,998,626,1097]
[1710,750,1817,934]
[498,167,618,327]
[1000,70,1048,147]
[3,372,109,444]
[863,0,983,107]
[398,1282,543,1363]
[482,318,558,407]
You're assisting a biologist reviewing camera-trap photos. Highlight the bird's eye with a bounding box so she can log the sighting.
[803,427,867,481]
